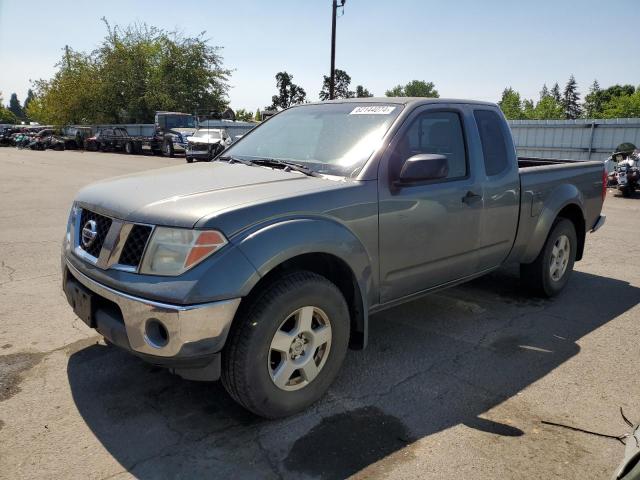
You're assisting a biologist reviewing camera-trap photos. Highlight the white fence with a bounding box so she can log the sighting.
[508,118,640,161]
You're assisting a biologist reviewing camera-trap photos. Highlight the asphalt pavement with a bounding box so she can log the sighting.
[1,148,639,479]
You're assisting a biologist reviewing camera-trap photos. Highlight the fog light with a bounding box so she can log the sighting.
[145,319,169,348]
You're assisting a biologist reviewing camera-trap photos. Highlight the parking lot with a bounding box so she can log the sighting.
[1,147,639,479]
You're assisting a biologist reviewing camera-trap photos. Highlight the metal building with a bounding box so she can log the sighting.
[508,118,640,161]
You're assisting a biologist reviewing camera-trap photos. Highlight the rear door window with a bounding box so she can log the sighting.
[474,110,509,176]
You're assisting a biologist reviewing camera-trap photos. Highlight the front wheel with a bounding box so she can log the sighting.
[162,140,174,157]
[521,218,577,297]
[222,271,350,418]
[186,156,194,163]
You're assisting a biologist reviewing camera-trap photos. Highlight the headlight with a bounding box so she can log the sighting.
[65,203,79,248]
[139,227,228,276]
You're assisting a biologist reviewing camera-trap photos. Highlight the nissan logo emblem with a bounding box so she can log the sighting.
[81,220,98,248]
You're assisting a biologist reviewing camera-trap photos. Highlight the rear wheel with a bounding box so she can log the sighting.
[222,271,350,418]
[521,218,577,297]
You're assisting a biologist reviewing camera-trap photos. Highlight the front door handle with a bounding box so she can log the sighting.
[462,190,482,204]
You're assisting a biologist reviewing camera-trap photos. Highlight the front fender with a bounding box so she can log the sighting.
[516,183,585,264]
[234,217,375,313]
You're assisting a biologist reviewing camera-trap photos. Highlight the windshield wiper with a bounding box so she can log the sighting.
[218,155,254,166]
[250,158,318,177]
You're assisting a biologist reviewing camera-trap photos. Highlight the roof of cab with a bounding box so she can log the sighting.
[311,97,498,108]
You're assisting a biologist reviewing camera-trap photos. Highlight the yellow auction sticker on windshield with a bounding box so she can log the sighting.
[349,106,396,115]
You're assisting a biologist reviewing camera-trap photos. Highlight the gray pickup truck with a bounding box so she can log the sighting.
[62,98,606,418]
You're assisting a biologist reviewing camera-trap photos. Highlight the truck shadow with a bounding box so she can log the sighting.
[67,269,640,479]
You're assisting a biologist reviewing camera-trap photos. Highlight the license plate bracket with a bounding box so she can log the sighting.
[66,280,95,328]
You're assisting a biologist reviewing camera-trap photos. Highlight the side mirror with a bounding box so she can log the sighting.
[398,154,449,184]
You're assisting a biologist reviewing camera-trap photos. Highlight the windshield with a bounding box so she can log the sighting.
[222,102,402,176]
[192,129,221,139]
[163,115,196,129]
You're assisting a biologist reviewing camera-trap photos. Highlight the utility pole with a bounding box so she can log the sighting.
[329,0,345,100]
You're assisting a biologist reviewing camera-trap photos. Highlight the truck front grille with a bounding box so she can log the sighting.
[79,209,112,258]
[75,208,152,270]
[119,225,153,267]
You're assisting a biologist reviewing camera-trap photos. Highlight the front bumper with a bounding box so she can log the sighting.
[63,259,240,377]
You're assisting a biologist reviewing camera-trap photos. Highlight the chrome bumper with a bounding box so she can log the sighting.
[65,260,240,358]
[591,214,606,232]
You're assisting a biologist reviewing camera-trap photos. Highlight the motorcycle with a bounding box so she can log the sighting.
[607,150,640,197]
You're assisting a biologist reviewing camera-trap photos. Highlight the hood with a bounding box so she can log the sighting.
[171,128,197,138]
[75,162,347,228]
[188,136,222,145]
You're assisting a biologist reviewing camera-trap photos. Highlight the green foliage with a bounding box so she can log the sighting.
[385,80,439,98]
[9,93,24,119]
[27,19,230,125]
[561,75,582,119]
[0,91,17,123]
[539,84,549,100]
[551,83,561,103]
[254,109,261,121]
[498,87,524,119]
[584,83,636,119]
[234,108,254,122]
[601,90,640,118]
[319,69,354,100]
[23,89,35,111]
[269,72,306,110]
[522,99,535,119]
[355,85,373,98]
[532,95,564,119]
[583,80,603,118]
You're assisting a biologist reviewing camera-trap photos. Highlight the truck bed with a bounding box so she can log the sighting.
[508,156,605,265]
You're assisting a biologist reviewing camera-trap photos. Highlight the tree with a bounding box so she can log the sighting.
[533,95,564,119]
[27,19,230,125]
[23,89,35,111]
[583,80,603,118]
[355,85,373,98]
[0,92,18,124]
[522,99,535,119]
[385,80,439,98]
[254,109,261,121]
[539,84,550,100]
[9,93,24,119]
[319,69,354,100]
[234,108,254,122]
[498,87,524,119]
[602,90,640,118]
[269,72,306,110]
[551,83,562,103]
[561,75,582,119]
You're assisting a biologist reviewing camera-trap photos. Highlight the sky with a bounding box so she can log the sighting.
[1,0,639,111]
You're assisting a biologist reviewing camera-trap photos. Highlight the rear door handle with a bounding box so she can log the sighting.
[462,191,482,204]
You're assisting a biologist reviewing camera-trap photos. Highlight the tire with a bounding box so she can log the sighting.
[621,186,633,197]
[162,139,174,157]
[222,271,350,418]
[520,218,577,297]
[186,157,194,163]
[125,141,134,154]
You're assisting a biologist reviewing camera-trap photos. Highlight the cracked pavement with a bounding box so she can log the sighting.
[1,148,639,479]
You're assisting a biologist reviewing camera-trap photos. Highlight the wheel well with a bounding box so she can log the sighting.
[557,204,586,261]
[246,253,366,350]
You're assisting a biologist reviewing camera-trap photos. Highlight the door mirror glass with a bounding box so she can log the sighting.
[398,154,449,183]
